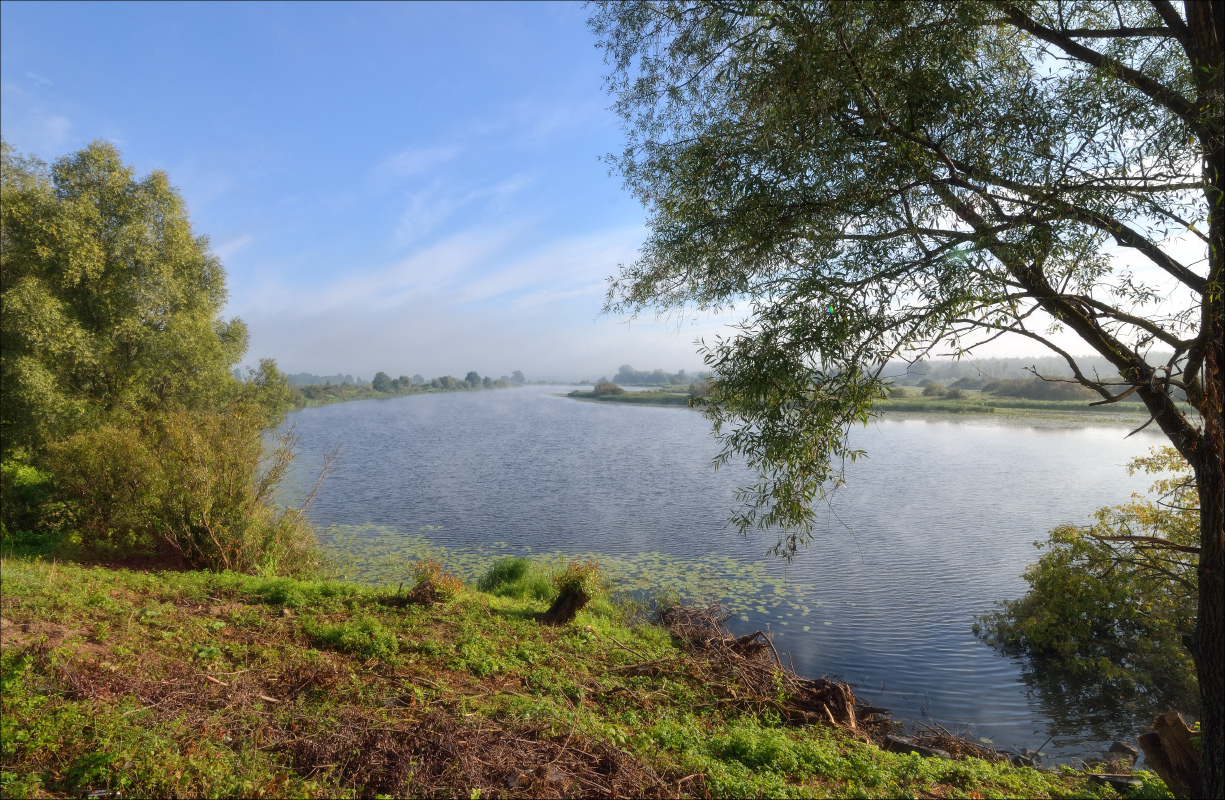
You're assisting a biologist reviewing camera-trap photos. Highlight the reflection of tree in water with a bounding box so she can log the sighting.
[1013,652,1199,749]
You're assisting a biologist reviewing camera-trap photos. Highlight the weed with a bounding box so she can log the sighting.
[476,557,553,601]
[552,558,602,596]
[303,615,399,660]
[412,558,463,601]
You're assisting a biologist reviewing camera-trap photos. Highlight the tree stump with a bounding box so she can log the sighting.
[538,590,589,626]
[1138,711,1200,798]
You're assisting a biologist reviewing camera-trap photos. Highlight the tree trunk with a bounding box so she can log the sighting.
[1139,711,1201,799]
[1186,0,1224,791]
[538,590,589,626]
[1194,347,1224,799]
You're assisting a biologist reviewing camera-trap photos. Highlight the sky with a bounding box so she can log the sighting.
[0,1,1204,381]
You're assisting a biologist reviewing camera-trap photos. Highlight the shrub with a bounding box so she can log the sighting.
[552,559,603,596]
[0,459,67,539]
[982,377,1099,401]
[476,557,553,601]
[47,404,320,575]
[921,383,947,397]
[412,558,463,601]
[945,387,964,399]
[976,447,1198,710]
[591,380,625,396]
[477,557,530,590]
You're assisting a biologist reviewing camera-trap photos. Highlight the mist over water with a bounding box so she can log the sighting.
[279,385,1166,761]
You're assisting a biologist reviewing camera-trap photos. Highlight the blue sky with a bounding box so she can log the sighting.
[2,1,1199,380]
[1,0,729,380]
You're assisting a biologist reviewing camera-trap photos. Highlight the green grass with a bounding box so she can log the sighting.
[0,555,1162,798]
[877,390,1167,417]
[567,389,692,406]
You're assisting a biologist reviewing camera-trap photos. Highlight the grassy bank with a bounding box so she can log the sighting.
[294,384,521,410]
[0,557,1165,799]
[564,389,1160,418]
[566,390,692,406]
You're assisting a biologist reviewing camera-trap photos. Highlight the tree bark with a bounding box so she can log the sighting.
[538,590,590,626]
[1181,3,1222,794]
[1138,711,1201,799]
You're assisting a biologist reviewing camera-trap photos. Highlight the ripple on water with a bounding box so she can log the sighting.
[279,385,1169,760]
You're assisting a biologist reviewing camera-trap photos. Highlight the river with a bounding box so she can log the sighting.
[278,384,1170,762]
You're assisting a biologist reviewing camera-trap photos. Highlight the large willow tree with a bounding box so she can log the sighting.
[590,1,1222,793]
[1,140,249,459]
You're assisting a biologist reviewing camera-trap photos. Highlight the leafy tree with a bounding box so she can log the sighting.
[411,374,424,385]
[483,376,493,389]
[592,2,1223,790]
[976,447,1198,715]
[510,370,526,386]
[0,140,312,575]
[1,140,247,458]
[465,371,482,388]
[984,377,1102,401]
[592,380,626,396]
[371,371,393,393]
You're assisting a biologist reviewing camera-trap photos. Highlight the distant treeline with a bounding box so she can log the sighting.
[285,372,362,386]
[289,370,526,407]
[882,354,1172,385]
[895,377,1131,402]
[609,365,712,386]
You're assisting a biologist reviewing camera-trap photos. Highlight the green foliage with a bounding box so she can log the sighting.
[0,556,1136,799]
[412,558,464,601]
[977,448,1198,709]
[303,615,399,660]
[921,383,947,397]
[476,557,554,601]
[47,403,319,575]
[592,380,626,396]
[552,559,603,596]
[0,141,310,576]
[0,140,248,459]
[371,371,393,393]
[589,1,1214,558]
[613,365,707,386]
[477,557,530,590]
[984,379,1100,402]
[0,461,62,541]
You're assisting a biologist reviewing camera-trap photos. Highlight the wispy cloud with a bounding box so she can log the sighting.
[0,80,73,155]
[232,220,668,378]
[394,172,536,246]
[213,234,254,261]
[376,144,462,179]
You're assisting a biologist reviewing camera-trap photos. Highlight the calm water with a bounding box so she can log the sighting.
[279,384,1169,761]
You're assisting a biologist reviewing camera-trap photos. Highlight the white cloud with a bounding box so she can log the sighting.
[213,234,254,261]
[375,144,462,179]
[228,219,722,379]
[394,172,536,246]
[0,80,73,155]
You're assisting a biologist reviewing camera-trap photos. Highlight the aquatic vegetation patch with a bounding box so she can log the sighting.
[317,523,822,626]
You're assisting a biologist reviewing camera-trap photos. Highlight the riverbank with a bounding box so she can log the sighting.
[0,556,1160,798]
[565,389,691,406]
[563,387,1165,422]
[293,383,522,409]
